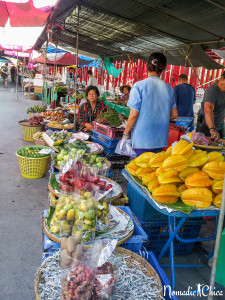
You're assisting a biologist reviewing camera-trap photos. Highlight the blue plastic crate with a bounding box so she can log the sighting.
[127,179,167,222]
[136,251,178,300]
[138,218,203,256]
[92,136,116,155]
[119,206,148,252]
[92,130,120,148]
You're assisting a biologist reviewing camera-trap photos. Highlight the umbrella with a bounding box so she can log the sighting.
[0,0,51,27]
[0,56,11,63]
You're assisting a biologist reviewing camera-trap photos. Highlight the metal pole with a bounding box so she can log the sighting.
[73,4,80,132]
[208,175,225,300]
[16,51,19,101]
[42,42,47,106]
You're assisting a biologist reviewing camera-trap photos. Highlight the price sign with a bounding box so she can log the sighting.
[98,239,117,267]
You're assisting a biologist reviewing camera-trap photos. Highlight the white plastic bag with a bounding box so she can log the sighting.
[115,138,136,158]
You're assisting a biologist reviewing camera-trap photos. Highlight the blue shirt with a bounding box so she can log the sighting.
[174,83,195,117]
[128,76,176,149]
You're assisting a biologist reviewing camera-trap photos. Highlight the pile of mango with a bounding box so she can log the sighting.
[126,140,225,208]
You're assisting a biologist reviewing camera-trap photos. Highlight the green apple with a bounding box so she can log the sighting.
[63,155,69,162]
[57,153,64,161]
[57,160,64,167]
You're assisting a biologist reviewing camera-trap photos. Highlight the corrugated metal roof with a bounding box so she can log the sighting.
[34,0,225,68]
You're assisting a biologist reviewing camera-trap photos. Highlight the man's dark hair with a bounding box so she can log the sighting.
[5,63,8,66]
[147,52,167,75]
[178,74,188,80]
[85,85,100,97]
[87,70,93,76]
[69,67,73,71]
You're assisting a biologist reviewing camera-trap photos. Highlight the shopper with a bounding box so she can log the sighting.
[120,84,131,102]
[123,52,177,156]
[78,85,107,132]
[173,74,196,117]
[196,72,225,141]
[10,65,16,83]
[1,63,9,87]
[87,70,98,86]
[67,67,75,83]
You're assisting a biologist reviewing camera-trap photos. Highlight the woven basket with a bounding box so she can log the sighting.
[34,247,162,300]
[16,146,50,179]
[20,123,42,141]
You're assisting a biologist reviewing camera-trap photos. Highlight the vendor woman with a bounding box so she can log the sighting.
[78,85,107,132]
[120,84,131,101]
[123,52,178,156]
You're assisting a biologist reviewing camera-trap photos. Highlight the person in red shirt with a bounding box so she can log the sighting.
[78,85,107,132]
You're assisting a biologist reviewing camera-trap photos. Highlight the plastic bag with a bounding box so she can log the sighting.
[115,138,136,158]
[61,243,103,300]
[191,131,209,145]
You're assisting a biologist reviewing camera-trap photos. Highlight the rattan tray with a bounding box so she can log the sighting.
[48,175,123,201]
[19,120,43,128]
[34,247,162,300]
[43,207,133,244]
[193,143,225,151]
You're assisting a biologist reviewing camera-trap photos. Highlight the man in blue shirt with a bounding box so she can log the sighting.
[174,74,196,117]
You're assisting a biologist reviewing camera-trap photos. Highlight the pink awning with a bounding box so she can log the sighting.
[0,0,51,27]
[34,53,79,66]
[0,43,33,52]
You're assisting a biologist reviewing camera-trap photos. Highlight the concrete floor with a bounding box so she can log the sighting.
[0,82,49,300]
[0,82,224,300]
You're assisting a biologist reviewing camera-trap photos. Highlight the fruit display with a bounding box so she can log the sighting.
[93,262,117,299]
[41,110,66,122]
[60,236,82,269]
[55,146,106,171]
[33,131,44,140]
[26,105,46,114]
[16,146,50,158]
[126,140,225,208]
[47,121,73,130]
[59,162,112,194]
[28,115,43,126]
[47,130,72,142]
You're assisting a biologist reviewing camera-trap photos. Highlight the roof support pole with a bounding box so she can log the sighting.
[42,42,48,106]
[73,3,80,132]
[208,176,225,300]
[16,51,19,101]
[182,48,205,90]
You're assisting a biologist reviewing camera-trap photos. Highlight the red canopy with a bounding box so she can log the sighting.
[33,52,93,66]
[0,0,50,27]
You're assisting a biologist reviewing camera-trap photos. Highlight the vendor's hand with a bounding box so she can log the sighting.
[84,123,93,132]
[210,129,220,142]
[122,132,129,140]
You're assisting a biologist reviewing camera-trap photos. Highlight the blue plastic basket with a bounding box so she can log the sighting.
[136,251,178,300]
[119,206,148,251]
[92,136,116,155]
[138,218,203,256]
[92,130,120,148]
[127,179,168,222]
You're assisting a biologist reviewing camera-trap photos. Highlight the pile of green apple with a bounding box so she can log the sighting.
[54,150,105,169]
[54,148,85,167]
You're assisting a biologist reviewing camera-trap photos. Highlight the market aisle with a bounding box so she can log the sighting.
[0,82,49,300]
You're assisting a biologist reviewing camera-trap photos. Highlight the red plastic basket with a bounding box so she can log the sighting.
[93,122,125,138]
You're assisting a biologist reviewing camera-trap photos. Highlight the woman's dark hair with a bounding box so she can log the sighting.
[5,63,8,66]
[147,52,167,75]
[87,70,93,76]
[85,85,100,97]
